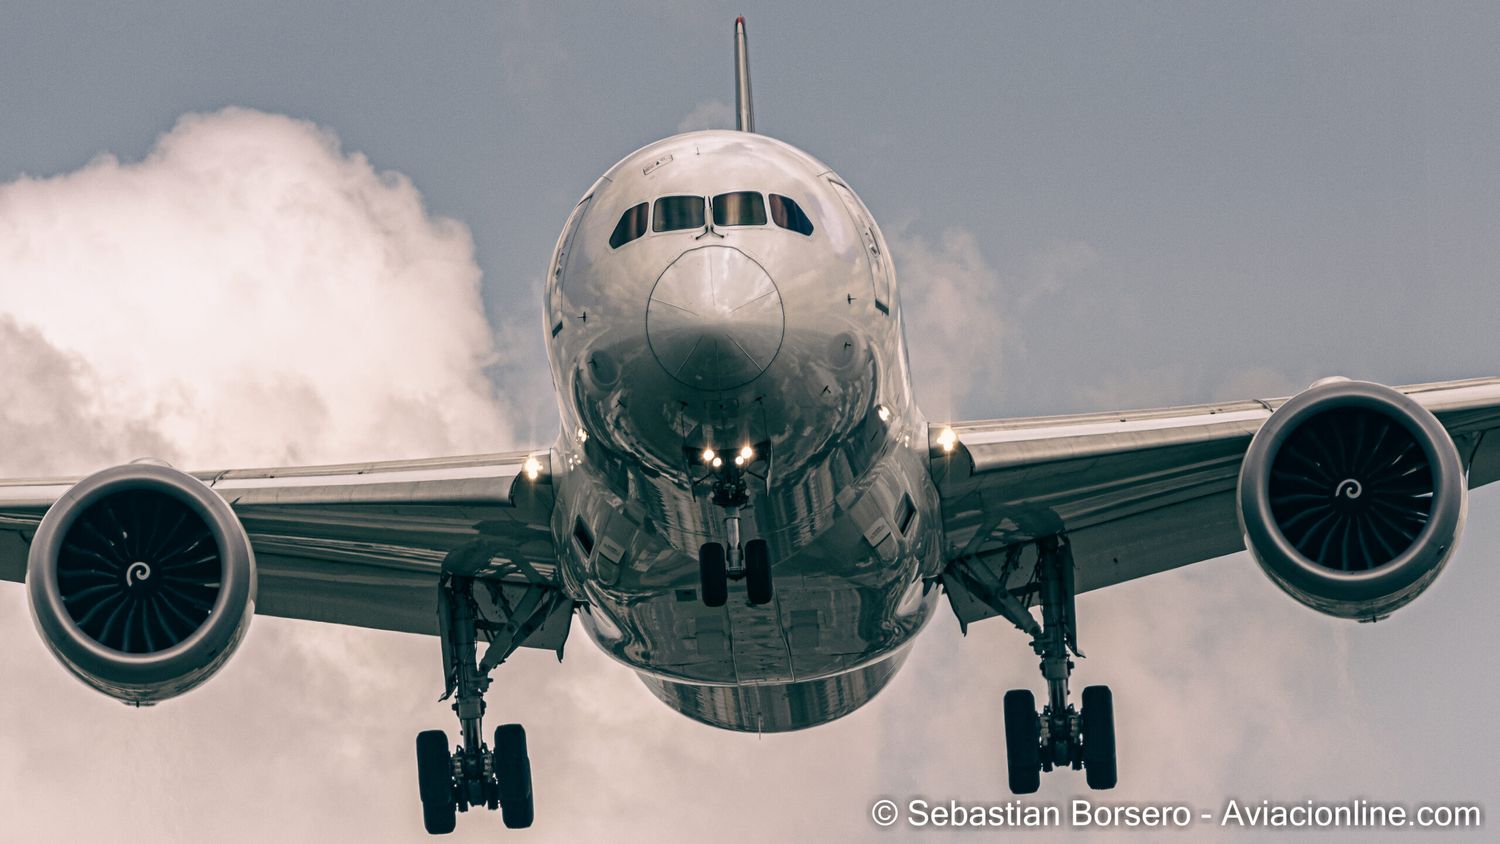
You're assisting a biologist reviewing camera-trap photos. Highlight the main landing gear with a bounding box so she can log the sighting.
[416,575,535,834]
[692,444,774,607]
[1001,536,1116,794]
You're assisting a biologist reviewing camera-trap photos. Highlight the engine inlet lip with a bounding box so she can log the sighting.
[1239,380,1465,604]
[27,463,256,683]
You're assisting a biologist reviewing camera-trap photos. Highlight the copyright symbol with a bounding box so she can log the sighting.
[871,799,899,827]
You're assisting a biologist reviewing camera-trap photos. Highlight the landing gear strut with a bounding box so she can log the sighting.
[1001,536,1116,793]
[416,575,535,834]
[692,443,774,607]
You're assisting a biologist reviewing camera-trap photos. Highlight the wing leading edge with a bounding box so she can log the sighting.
[0,450,570,647]
[933,377,1500,629]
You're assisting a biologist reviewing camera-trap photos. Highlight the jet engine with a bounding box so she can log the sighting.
[1237,379,1467,620]
[27,462,256,704]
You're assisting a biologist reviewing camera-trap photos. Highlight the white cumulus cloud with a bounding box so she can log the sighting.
[0,107,515,476]
[896,229,1100,421]
[0,107,554,842]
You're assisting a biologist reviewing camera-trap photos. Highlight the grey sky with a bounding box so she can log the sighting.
[1,2,1497,841]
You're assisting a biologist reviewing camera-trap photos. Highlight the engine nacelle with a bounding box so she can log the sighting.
[1238,379,1467,620]
[27,462,256,704]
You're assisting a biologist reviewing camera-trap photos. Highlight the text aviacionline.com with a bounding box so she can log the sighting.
[868,798,1483,831]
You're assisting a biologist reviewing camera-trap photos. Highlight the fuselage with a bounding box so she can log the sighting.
[543,131,944,731]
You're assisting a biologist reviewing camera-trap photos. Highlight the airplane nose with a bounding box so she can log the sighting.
[646,245,784,391]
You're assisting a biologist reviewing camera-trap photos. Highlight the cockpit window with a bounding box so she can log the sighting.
[712,192,767,227]
[769,194,815,236]
[653,195,705,232]
[609,202,648,249]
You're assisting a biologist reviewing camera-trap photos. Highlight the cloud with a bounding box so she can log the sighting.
[0,107,548,841]
[0,316,173,476]
[0,107,517,475]
[0,109,1482,843]
[895,229,1009,421]
[895,229,1099,421]
[1014,239,1102,309]
[677,99,735,133]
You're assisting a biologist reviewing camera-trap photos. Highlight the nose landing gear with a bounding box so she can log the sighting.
[698,536,772,607]
[698,541,728,607]
[743,537,772,605]
[691,442,774,607]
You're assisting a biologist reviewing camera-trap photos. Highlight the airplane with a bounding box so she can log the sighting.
[1,17,1497,836]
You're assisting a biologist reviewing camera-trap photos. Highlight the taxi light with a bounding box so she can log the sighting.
[702,448,716,464]
[937,427,958,453]
[739,445,754,461]
[712,456,724,468]
[734,455,745,467]
[523,457,543,481]
[877,405,891,423]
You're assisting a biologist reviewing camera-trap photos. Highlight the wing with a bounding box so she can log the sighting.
[0,449,570,649]
[933,377,1500,628]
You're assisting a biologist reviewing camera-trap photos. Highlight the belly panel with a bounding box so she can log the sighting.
[637,646,909,732]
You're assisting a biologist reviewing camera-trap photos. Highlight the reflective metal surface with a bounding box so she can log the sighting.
[639,646,910,733]
[544,130,942,730]
[734,17,753,133]
[646,245,784,391]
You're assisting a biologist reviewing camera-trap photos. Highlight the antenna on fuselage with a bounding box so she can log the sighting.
[734,16,754,132]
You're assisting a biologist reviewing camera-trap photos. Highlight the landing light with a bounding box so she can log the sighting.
[937,427,958,453]
[876,405,891,423]
[523,456,543,481]
[576,426,588,444]
[739,445,754,461]
[702,448,717,464]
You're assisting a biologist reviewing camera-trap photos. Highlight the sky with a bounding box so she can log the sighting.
[0,2,1497,841]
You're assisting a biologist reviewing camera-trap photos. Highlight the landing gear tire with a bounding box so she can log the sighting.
[429,576,544,834]
[744,538,772,605]
[416,730,456,835]
[699,542,728,607]
[1081,685,1117,790]
[1003,689,1042,794]
[494,724,534,829]
[422,801,457,836]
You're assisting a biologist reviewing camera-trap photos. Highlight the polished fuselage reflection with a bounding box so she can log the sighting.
[543,131,943,731]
